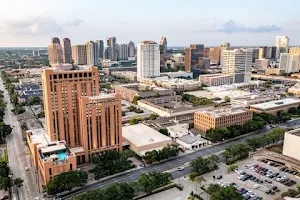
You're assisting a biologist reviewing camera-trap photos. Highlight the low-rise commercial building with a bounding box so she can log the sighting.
[176,135,209,150]
[122,124,172,156]
[161,71,193,79]
[255,59,270,70]
[110,71,137,82]
[232,95,281,106]
[198,74,234,87]
[114,83,175,102]
[283,128,300,161]
[147,78,200,91]
[288,83,300,95]
[250,98,300,114]
[26,129,76,184]
[194,106,253,134]
[167,123,189,139]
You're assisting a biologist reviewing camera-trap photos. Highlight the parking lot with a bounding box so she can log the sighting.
[201,158,300,200]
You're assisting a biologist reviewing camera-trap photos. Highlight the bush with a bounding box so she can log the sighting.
[227,165,238,173]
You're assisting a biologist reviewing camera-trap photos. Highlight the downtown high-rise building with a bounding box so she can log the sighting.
[279,53,300,73]
[42,66,122,163]
[221,48,253,83]
[86,41,98,65]
[62,38,72,64]
[96,40,104,59]
[48,37,63,66]
[118,44,129,60]
[107,37,117,61]
[128,41,135,58]
[137,41,160,82]
[159,37,167,66]
[104,47,110,60]
[72,45,87,65]
[184,44,204,72]
[276,36,289,59]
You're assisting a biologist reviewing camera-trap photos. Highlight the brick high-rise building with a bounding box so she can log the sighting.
[209,47,221,64]
[62,38,72,64]
[159,37,167,66]
[72,45,87,65]
[79,94,122,162]
[184,44,204,72]
[48,37,63,66]
[42,66,122,164]
[107,37,117,61]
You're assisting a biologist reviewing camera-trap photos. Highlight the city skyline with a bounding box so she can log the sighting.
[0,0,300,47]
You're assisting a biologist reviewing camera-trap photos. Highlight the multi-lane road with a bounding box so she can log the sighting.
[60,126,279,199]
[0,77,40,200]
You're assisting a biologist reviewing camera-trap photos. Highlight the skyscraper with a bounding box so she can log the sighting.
[258,46,267,59]
[96,40,104,59]
[159,37,167,66]
[86,41,98,65]
[107,37,117,61]
[42,66,122,163]
[104,47,110,60]
[72,45,87,65]
[118,44,129,60]
[275,36,289,59]
[279,53,300,73]
[184,44,204,72]
[221,48,253,83]
[48,37,63,66]
[209,47,221,64]
[62,38,72,64]
[128,41,135,58]
[137,41,160,82]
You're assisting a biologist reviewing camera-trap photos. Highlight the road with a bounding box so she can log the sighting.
[0,77,40,200]
[61,126,277,199]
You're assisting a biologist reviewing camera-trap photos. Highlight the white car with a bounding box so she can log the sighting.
[25,167,29,171]
[177,167,184,171]
[253,184,260,189]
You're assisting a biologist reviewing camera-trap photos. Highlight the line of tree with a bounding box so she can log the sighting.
[127,105,144,113]
[0,161,23,192]
[207,184,243,200]
[254,111,290,124]
[206,117,265,143]
[142,144,179,164]
[46,170,88,195]
[69,171,172,200]
[182,94,213,106]
[129,117,145,125]
[92,150,134,180]
[189,155,219,180]
[222,128,285,165]
[69,182,135,200]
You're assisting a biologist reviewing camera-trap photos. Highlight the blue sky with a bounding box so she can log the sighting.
[1,0,300,47]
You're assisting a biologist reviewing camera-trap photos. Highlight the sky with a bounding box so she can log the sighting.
[1,0,300,47]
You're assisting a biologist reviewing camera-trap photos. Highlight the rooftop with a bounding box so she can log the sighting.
[251,98,300,110]
[122,124,172,147]
[177,135,207,144]
[286,128,300,137]
[196,106,249,118]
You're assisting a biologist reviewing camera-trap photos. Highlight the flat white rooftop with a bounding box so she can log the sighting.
[251,98,300,110]
[196,106,248,118]
[122,124,172,147]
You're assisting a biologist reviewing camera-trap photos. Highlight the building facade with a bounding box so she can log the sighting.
[62,38,72,64]
[279,53,300,73]
[128,41,135,58]
[198,74,234,87]
[96,40,104,59]
[184,44,205,72]
[276,36,289,59]
[118,44,129,60]
[283,129,300,161]
[78,94,122,162]
[86,41,98,65]
[250,98,300,114]
[72,45,87,65]
[159,37,167,66]
[48,37,63,66]
[107,37,117,61]
[194,107,253,134]
[221,48,253,83]
[137,41,160,81]
[209,47,221,64]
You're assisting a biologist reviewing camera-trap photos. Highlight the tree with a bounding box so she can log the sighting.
[190,155,218,176]
[129,118,138,125]
[281,189,299,198]
[210,186,243,200]
[13,105,25,115]
[143,144,179,164]
[158,128,169,136]
[92,150,132,180]
[0,122,12,144]
[11,93,18,106]
[224,96,231,103]
[138,172,172,194]
[149,114,158,120]
[227,165,238,173]
[132,96,139,105]
[27,96,41,105]
[288,107,297,115]
[207,184,222,194]
[206,128,230,142]
[13,178,24,188]
[46,170,88,195]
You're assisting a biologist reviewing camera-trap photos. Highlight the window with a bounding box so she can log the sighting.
[49,168,52,176]
[70,164,73,170]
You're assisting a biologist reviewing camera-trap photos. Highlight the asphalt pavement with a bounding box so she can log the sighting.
[60,127,275,199]
[0,77,41,200]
